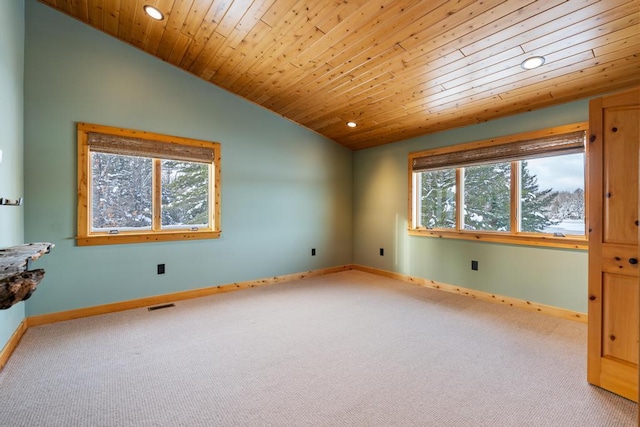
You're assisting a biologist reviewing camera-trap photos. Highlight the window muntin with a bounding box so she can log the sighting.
[408,123,588,249]
[77,123,221,246]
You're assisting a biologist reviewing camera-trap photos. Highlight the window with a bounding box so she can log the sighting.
[409,123,588,249]
[77,123,221,246]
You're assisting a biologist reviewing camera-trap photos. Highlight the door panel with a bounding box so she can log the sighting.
[600,358,638,403]
[602,273,639,364]
[603,108,639,245]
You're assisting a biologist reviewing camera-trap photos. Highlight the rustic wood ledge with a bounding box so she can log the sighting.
[0,242,54,309]
[0,243,53,279]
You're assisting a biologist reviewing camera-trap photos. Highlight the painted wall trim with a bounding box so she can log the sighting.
[351,264,587,323]
[0,319,27,372]
[27,265,352,327]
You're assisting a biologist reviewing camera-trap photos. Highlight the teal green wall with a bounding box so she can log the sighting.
[18,0,603,318]
[23,0,353,316]
[353,101,590,313]
[0,0,26,349]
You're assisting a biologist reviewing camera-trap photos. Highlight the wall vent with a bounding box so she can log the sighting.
[147,303,175,311]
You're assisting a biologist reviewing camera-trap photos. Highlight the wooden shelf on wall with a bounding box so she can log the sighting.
[0,242,54,310]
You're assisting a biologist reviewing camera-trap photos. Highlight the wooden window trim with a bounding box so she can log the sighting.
[407,229,588,250]
[408,122,589,250]
[77,122,221,246]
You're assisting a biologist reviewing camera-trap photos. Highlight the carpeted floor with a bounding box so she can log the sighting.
[0,270,636,426]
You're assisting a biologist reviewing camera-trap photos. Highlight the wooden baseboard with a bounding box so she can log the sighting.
[350,264,587,323]
[27,265,352,327]
[0,319,27,372]
[14,262,584,372]
[27,263,584,327]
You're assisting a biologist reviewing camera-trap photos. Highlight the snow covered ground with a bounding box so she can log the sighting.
[543,219,585,235]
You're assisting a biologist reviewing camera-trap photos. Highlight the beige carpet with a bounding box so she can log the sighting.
[0,270,636,426]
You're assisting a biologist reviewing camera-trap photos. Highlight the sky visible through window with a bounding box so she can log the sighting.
[525,153,585,235]
[526,153,584,192]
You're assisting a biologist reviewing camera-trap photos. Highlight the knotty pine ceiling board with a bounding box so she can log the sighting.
[39,0,640,150]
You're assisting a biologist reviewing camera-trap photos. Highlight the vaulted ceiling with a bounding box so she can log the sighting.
[40,0,640,150]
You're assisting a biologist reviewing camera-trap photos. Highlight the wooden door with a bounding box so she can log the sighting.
[588,87,640,402]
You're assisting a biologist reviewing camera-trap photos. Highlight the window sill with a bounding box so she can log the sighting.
[408,228,588,250]
[76,230,221,246]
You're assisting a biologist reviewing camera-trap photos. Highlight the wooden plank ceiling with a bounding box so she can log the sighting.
[40,0,640,150]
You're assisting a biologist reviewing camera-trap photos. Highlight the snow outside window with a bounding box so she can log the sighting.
[408,123,588,249]
[416,168,456,229]
[91,152,153,231]
[77,122,221,246]
[519,153,585,236]
[160,159,210,229]
[414,157,586,235]
[463,162,511,232]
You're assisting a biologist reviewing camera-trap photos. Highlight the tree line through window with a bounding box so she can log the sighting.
[77,123,221,246]
[91,155,210,231]
[409,123,588,248]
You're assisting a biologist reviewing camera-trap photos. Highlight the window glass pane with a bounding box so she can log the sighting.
[91,152,153,231]
[416,169,456,229]
[520,153,585,235]
[161,160,210,228]
[463,163,511,231]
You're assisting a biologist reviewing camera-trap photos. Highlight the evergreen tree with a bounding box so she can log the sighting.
[519,160,559,232]
[161,160,209,226]
[91,153,152,229]
[419,160,565,233]
[463,162,511,231]
[90,155,210,230]
[419,168,456,228]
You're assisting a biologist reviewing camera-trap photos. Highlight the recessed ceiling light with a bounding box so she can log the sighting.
[143,5,164,21]
[346,121,358,128]
[521,56,545,70]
